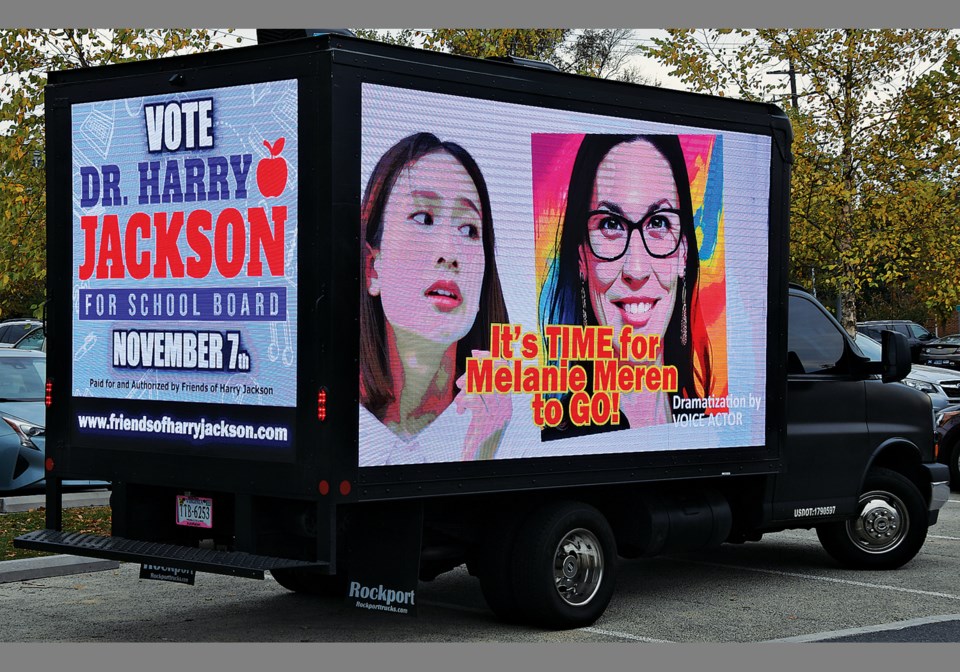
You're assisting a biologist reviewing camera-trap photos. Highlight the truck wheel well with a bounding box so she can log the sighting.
[869,442,927,501]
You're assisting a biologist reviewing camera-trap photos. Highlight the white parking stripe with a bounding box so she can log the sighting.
[675,559,960,601]
[582,626,673,643]
[765,613,960,642]
[929,534,960,540]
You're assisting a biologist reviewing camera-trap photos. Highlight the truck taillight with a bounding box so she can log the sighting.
[45,378,53,408]
[317,387,327,421]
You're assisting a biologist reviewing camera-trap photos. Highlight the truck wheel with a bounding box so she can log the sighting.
[511,501,617,629]
[271,567,347,597]
[476,515,523,622]
[816,467,928,570]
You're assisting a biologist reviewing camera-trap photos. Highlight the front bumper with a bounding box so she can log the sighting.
[922,462,951,525]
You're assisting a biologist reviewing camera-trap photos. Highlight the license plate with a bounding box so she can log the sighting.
[175,495,213,528]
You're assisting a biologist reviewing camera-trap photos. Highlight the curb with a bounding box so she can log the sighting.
[0,489,111,513]
[0,554,120,584]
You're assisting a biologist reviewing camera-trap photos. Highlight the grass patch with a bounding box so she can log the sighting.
[0,506,112,561]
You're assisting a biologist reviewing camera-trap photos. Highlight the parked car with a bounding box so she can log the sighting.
[0,318,42,349]
[12,325,45,352]
[856,319,934,363]
[0,349,106,492]
[934,404,960,488]
[919,333,960,371]
[853,332,960,411]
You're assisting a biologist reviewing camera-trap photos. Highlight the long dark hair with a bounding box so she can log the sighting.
[539,134,712,406]
[360,132,508,414]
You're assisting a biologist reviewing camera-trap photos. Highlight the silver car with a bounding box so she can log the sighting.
[0,348,106,492]
[854,332,960,411]
[0,349,47,491]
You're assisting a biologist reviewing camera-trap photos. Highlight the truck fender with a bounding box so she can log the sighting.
[862,437,927,501]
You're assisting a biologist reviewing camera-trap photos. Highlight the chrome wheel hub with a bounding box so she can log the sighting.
[553,528,603,606]
[848,491,908,554]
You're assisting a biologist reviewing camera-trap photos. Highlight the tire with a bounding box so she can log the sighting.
[475,514,524,622]
[816,467,928,570]
[271,567,348,597]
[511,501,617,629]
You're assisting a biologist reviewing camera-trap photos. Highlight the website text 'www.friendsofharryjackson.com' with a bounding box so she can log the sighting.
[77,412,289,442]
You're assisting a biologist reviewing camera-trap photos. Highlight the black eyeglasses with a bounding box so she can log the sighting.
[585,208,683,261]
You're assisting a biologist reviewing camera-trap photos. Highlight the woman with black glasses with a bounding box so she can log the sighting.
[538,134,714,437]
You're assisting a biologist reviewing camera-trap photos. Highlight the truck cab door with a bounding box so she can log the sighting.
[773,293,869,521]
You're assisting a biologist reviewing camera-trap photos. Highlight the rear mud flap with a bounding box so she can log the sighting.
[344,501,423,616]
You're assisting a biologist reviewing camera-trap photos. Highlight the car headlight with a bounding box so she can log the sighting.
[903,378,942,395]
[1,414,44,450]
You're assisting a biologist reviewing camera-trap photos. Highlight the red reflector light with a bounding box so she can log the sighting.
[45,458,54,472]
[339,480,351,496]
[318,480,330,495]
[317,387,328,422]
[45,379,53,408]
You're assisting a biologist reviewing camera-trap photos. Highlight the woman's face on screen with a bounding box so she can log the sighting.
[580,139,686,356]
[367,149,486,346]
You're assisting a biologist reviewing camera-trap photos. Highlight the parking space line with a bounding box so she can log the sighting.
[582,626,673,643]
[764,613,960,642]
[929,534,960,540]
[674,559,960,601]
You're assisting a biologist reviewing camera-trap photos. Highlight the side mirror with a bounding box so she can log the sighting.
[881,330,912,382]
[918,332,932,341]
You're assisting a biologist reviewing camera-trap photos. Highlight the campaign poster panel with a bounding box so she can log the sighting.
[71,80,298,446]
[360,83,770,466]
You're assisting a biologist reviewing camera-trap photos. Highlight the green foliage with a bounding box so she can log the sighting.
[643,30,960,332]
[352,29,417,47]
[0,29,229,318]
[420,28,570,63]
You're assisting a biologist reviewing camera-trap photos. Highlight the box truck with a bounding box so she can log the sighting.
[17,32,951,629]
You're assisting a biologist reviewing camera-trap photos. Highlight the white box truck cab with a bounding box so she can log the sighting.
[17,32,950,629]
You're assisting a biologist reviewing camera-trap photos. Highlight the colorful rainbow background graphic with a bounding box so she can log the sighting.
[532,133,728,403]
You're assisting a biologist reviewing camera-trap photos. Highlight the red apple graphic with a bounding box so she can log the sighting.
[257,138,288,197]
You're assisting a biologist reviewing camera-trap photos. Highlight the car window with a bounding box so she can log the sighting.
[0,322,38,344]
[13,327,44,351]
[892,324,910,336]
[789,295,846,374]
[0,355,46,400]
[909,323,931,339]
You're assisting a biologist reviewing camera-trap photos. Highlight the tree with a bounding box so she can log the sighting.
[643,29,960,334]
[0,28,234,318]
[420,28,570,65]
[352,29,417,47]
[386,29,645,82]
[559,29,636,79]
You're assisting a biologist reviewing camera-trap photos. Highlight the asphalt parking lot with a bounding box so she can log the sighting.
[1,492,959,643]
